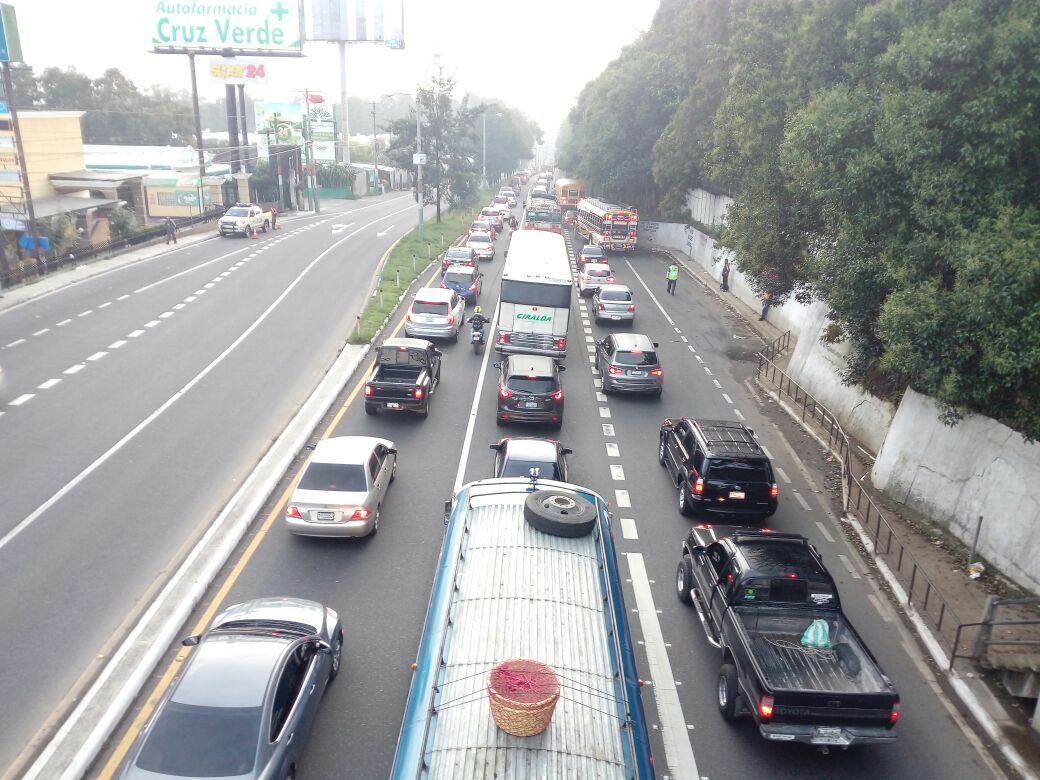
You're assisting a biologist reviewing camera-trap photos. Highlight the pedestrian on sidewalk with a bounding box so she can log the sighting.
[270,205,278,230]
[759,292,772,321]
[720,260,731,292]
[164,217,177,245]
[666,262,679,295]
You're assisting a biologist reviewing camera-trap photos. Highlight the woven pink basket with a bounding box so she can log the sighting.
[487,659,561,737]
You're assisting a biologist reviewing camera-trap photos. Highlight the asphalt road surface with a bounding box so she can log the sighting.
[0,193,421,774]
[94,206,1001,779]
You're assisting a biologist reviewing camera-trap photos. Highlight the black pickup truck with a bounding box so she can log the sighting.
[364,338,441,418]
[676,525,900,749]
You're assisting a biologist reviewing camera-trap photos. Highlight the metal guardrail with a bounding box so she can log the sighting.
[756,337,963,656]
[949,596,1040,671]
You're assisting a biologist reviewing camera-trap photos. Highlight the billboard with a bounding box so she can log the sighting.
[307,0,404,47]
[255,100,336,163]
[0,3,23,63]
[308,104,336,162]
[152,0,303,55]
[206,57,269,86]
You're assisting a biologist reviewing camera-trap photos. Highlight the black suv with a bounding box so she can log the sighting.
[659,418,778,520]
[494,355,565,427]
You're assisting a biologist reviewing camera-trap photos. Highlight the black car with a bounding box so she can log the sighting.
[494,355,565,427]
[490,437,571,481]
[659,418,778,520]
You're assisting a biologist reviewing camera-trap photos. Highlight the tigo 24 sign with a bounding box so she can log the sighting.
[152,1,303,54]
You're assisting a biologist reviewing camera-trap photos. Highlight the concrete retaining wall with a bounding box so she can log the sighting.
[872,389,1040,594]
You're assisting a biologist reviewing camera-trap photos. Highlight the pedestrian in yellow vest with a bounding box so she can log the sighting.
[666,262,679,295]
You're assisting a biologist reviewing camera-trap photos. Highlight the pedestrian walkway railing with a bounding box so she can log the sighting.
[949,597,1040,671]
[756,343,963,657]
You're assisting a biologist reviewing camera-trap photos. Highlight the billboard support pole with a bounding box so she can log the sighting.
[224,83,240,173]
[237,84,249,171]
[338,41,350,166]
[2,60,43,273]
[187,53,207,214]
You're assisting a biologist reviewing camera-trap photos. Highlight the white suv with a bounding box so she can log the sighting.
[578,262,615,297]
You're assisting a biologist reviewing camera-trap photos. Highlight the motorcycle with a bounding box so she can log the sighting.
[470,324,486,354]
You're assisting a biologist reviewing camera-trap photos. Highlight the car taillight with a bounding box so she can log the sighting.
[693,477,705,494]
[650,368,663,377]
[286,505,302,518]
[758,695,774,720]
[889,701,901,725]
[364,385,373,397]
[440,280,447,288]
[629,230,636,237]
[448,315,455,325]
[555,337,566,350]
[606,276,615,283]
[628,304,636,311]
[770,483,779,498]
[413,387,424,400]
[608,365,624,375]
[498,386,512,399]
[499,332,509,344]
[597,302,605,310]
[351,508,371,520]
[551,389,564,401]
[469,282,478,290]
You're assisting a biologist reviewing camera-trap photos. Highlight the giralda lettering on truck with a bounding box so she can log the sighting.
[496,231,572,359]
[151,1,303,52]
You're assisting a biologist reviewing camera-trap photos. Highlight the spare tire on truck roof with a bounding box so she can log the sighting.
[523,489,597,538]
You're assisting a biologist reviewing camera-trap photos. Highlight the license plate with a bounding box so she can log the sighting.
[316,511,335,521]
[629,370,644,377]
[524,402,540,409]
[386,402,400,409]
[729,491,746,499]
[610,315,621,320]
[812,727,848,745]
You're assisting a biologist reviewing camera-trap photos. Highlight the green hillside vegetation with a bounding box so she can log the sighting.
[560,0,1040,439]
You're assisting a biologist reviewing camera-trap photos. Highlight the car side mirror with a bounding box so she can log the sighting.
[443,499,452,525]
[492,361,502,368]
[489,443,503,451]
[561,448,573,455]
[387,448,398,455]
[432,348,442,356]
[314,639,333,654]
[181,635,201,647]
[504,250,509,259]
[653,342,660,349]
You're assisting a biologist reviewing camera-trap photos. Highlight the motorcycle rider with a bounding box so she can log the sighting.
[468,305,490,334]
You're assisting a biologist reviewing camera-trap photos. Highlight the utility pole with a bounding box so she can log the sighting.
[187,53,208,216]
[481,112,487,190]
[371,101,378,163]
[416,103,424,240]
[303,91,320,213]
[338,41,351,165]
[1,61,43,273]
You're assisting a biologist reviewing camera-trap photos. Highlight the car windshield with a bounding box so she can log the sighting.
[527,211,561,222]
[600,289,632,302]
[412,300,451,315]
[299,462,368,491]
[135,702,261,777]
[614,350,658,366]
[225,207,249,217]
[506,376,557,394]
[501,458,563,480]
[444,271,473,285]
[468,235,491,245]
[708,458,770,482]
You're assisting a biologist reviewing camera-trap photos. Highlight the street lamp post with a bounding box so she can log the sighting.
[416,103,424,240]
[481,111,502,190]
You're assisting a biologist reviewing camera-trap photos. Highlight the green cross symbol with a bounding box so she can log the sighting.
[271,1,289,22]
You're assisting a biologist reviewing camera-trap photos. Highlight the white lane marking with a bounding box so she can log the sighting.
[814,520,836,544]
[687,345,696,353]
[760,445,774,459]
[868,594,892,622]
[712,379,722,388]
[98,302,112,309]
[791,490,812,511]
[626,553,700,779]
[210,277,223,283]
[733,409,745,420]
[117,294,130,301]
[606,442,620,457]
[599,406,611,418]
[722,393,733,404]
[56,319,72,327]
[193,289,206,295]
[219,271,231,277]
[703,367,713,375]
[673,326,681,333]
[144,320,161,328]
[63,364,85,375]
[77,310,93,318]
[5,338,25,347]
[680,335,689,343]
[173,303,186,310]
[588,354,596,364]
[38,378,61,390]
[585,335,594,342]
[775,466,792,484]
[159,312,174,319]
[593,378,602,388]
[596,392,607,402]
[837,554,862,580]
[127,330,145,338]
[620,518,639,540]
[624,259,676,326]
[9,393,34,406]
[108,340,128,350]
[33,329,49,336]
[0,205,417,556]
[694,355,703,363]
[203,283,215,289]
[376,224,396,237]
[184,296,197,302]
[86,352,107,362]
[452,297,503,492]
[587,345,596,353]
[610,464,626,481]
[583,327,592,334]
[615,489,631,508]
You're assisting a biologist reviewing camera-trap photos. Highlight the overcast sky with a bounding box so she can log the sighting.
[9,1,659,143]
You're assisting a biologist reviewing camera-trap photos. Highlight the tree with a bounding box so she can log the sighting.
[108,206,140,240]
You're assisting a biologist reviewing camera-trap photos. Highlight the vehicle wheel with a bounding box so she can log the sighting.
[658,436,667,465]
[283,768,295,780]
[676,557,694,605]
[718,663,740,721]
[523,489,597,538]
[365,404,377,416]
[653,388,663,399]
[451,327,459,344]
[262,220,270,233]
[390,460,397,483]
[495,415,505,426]
[370,504,380,535]
[419,398,430,418]
[678,483,695,517]
[328,630,344,681]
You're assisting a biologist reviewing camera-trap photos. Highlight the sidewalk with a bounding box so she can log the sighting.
[654,246,1040,779]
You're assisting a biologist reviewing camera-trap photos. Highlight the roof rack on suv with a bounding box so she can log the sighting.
[690,419,763,457]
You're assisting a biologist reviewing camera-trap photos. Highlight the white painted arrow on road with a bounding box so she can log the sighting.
[376,224,396,237]
[331,222,355,233]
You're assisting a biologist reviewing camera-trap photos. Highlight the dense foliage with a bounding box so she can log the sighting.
[560,0,1040,438]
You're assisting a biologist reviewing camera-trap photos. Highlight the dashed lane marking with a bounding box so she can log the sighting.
[98,302,112,309]
[680,336,689,343]
[86,352,107,362]
[38,378,61,390]
[868,594,893,622]
[117,294,130,301]
[703,367,713,375]
[775,466,792,484]
[837,554,862,580]
[108,340,128,350]
[615,489,631,507]
[5,338,25,347]
[791,490,812,511]
[599,406,612,418]
[77,310,93,318]
[56,319,72,327]
[602,423,615,436]
[127,330,145,338]
[624,259,677,327]
[63,365,85,375]
[606,443,620,457]
[610,464,625,481]
[694,355,703,363]
[722,393,733,404]
[173,303,186,310]
[712,379,722,388]
[733,409,745,420]
[760,445,774,459]
[159,312,174,319]
[620,518,639,540]
[32,329,48,336]
[9,393,34,406]
[673,326,681,333]
[814,520,836,544]
[144,320,160,328]
[184,296,197,302]
[596,392,608,402]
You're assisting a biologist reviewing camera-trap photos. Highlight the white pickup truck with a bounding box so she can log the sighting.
[218,203,272,237]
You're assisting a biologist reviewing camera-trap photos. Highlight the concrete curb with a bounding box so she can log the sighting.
[758,377,1037,780]
[23,342,370,780]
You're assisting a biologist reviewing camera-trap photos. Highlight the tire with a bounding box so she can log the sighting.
[495,415,505,426]
[370,504,380,536]
[678,482,695,517]
[658,436,668,465]
[283,768,295,780]
[262,220,270,233]
[389,460,397,483]
[328,630,343,681]
[718,663,740,721]
[451,326,459,344]
[523,489,597,538]
[418,398,430,418]
[365,404,377,416]
[676,557,694,604]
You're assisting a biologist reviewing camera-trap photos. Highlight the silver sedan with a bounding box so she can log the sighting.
[285,436,397,537]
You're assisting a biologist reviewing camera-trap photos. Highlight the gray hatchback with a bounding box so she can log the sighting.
[596,332,664,396]
[592,284,635,325]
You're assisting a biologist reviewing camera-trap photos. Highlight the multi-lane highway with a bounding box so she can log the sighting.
[83,190,1007,779]
[0,193,423,775]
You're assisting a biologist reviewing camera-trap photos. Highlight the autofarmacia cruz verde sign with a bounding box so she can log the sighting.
[152,1,303,54]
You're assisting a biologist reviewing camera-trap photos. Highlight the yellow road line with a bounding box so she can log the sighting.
[98,263,436,777]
